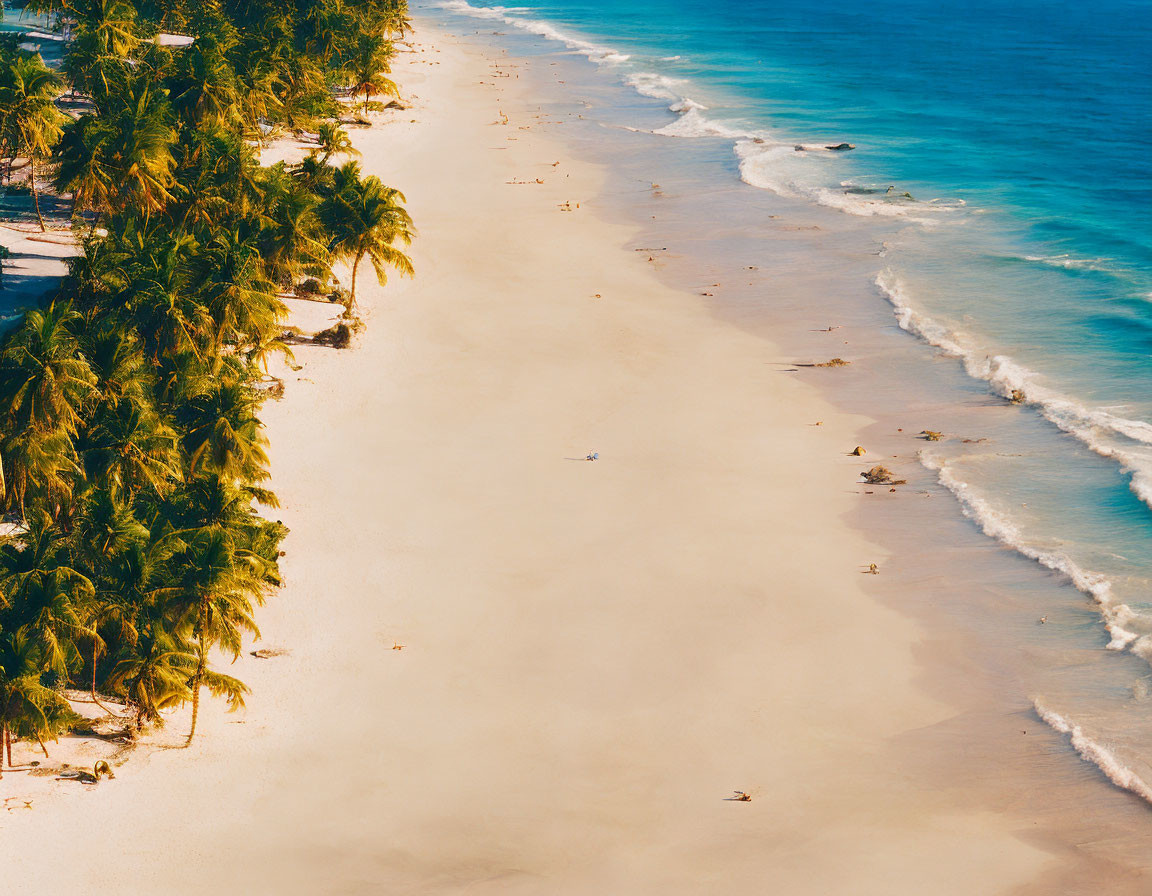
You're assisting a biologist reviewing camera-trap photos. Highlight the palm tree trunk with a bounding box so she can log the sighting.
[186,630,206,746]
[35,733,48,758]
[30,156,46,233]
[89,640,117,714]
[348,254,361,315]
[187,666,202,745]
[4,723,12,768]
[364,89,369,114]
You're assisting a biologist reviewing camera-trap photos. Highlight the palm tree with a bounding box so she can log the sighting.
[0,427,82,523]
[90,522,184,715]
[83,399,182,500]
[80,325,181,499]
[55,74,178,222]
[58,0,140,102]
[296,0,350,67]
[0,302,96,439]
[0,518,97,724]
[380,6,412,40]
[71,0,141,58]
[346,32,398,114]
[178,369,271,484]
[166,18,242,129]
[193,226,287,354]
[319,162,414,313]
[0,302,96,519]
[254,164,327,287]
[290,152,335,194]
[53,115,115,229]
[102,75,178,215]
[0,626,78,769]
[67,490,145,703]
[105,610,195,732]
[109,225,211,362]
[168,524,257,744]
[0,54,66,231]
[169,124,260,230]
[314,121,358,164]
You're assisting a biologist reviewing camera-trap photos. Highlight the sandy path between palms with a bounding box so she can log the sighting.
[0,26,1053,895]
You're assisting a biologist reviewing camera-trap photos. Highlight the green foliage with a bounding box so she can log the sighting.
[54,73,178,218]
[318,161,414,312]
[0,52,67,230]
[0,0,413,758]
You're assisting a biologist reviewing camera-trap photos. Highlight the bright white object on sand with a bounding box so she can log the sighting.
[154,33,195,47]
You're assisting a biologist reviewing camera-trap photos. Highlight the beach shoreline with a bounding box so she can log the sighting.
[2,17,1149,894]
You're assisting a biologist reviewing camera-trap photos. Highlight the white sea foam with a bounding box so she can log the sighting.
[1033,700,1152,805]
[878,271,1152,512]
[624,73,709,117]
[669,97,708,114]
[921,451,1142,651]
[1022,254,1111,272]
[735,141,946,221]
[625,71,682,100]
[653,107,749,139]
[438,0,630,65]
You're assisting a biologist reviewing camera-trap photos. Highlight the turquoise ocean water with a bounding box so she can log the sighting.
[421,0,1152,814]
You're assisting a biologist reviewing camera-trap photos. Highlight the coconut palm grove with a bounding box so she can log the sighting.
[0,0,413,767]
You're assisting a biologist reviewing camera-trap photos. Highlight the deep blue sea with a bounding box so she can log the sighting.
[422,0,1152,806]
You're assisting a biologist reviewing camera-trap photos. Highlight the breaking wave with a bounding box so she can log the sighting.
[437,0,630,64]
[921,452,1146,654]
[736,141,951,220]
[879,271,1152,512]
[1034,700,1152,805]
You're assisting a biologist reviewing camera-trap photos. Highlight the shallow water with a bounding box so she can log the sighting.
[417,0,1152,857]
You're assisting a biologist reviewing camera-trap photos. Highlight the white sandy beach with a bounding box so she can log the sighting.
[0,24,1102,895]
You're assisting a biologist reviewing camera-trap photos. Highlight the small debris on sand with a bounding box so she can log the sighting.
[251,648,290,659]
[861,466,907,485]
